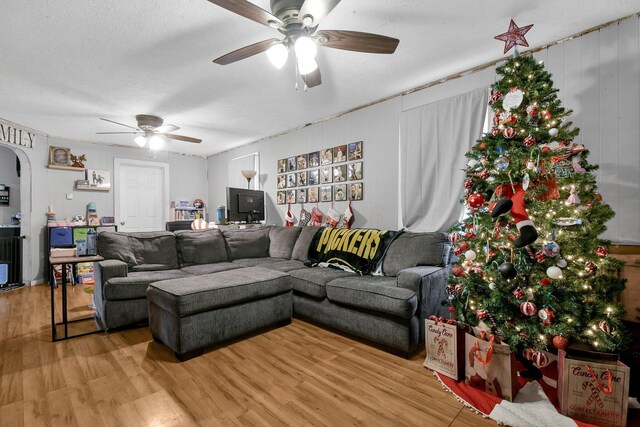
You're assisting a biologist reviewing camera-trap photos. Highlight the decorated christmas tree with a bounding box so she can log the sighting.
[447,54,628,359]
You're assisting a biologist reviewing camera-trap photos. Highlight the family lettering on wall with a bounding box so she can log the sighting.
[0,119,36,149]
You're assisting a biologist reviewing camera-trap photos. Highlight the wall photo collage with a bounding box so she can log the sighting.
[276,141,363,205]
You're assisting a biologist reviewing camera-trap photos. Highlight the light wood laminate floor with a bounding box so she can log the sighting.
[0,284,498,426]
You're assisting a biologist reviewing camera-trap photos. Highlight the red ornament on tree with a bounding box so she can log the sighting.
[448,306,455,313]
[490,90,504,104]
[503,127,516,139]
[476,309,489,320]
[553,335,569,350]
[449,231,462,245]
[538,308,555,326]
[467,192,485,208]
[523,135,536,147]
[464,179,473,189]
[542,111,552,121]
[459,241,470,252]
[520,301,537,316]
[540,277,551,286]
[596,246,609,257]
[585,261,598,274]
[598,320,615,334]
[451,265,466,277]
[494,20,534,54]
[512,288,525,299]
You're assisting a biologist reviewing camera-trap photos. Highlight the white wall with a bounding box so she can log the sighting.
[14,136,208,283]
[207,97,403,230]
[207,16,640,245]
[0,145,20,224]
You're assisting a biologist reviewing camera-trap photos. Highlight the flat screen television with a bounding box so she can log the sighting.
[226,187,265,223]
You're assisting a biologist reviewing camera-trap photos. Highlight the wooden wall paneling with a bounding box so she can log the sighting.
[547,42,565,105]
[563,33,584,145]
[580,31,602,191]
[617,17,640,244]
[598,24,621,241]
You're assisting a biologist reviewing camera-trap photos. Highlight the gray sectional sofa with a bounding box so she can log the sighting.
[94,226,451,359]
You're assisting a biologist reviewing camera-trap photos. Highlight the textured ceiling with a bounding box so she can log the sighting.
[1,1,638,156]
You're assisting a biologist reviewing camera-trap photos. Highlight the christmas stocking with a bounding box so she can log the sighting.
[308,207,324,227]
[284,205,295,227]
[325,207,342,228]
[298,208,311,226]
[339,202,354,229]
[488,183,538,247]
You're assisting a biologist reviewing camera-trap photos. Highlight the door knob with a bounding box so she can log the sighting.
[120,221,125,225]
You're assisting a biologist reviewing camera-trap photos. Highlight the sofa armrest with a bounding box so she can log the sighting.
[397,266,451,342]
[94,260,128,298]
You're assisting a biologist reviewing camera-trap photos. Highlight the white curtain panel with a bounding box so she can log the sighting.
[400,87,488,232]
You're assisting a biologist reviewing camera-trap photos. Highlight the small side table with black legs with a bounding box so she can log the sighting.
[49,255,104,341]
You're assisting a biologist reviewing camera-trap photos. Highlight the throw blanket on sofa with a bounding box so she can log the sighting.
[307,227,402,275]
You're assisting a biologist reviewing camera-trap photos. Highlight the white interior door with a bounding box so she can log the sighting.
[114,159,169,232]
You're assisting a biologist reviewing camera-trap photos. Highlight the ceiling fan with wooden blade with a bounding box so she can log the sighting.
[97,115,202,148]
[208,0,399,88]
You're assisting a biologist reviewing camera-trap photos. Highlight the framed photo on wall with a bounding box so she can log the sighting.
[86,169,111,188]
[287,156,297,172]
[349,182,363,201]
[287,173,297,188]
[334,184,347,201]
[320,167,333,184]
[308,151,320,168]
[348,141,363,161]
[333,165,347,182]
[308,169,319,185]
[308,187,319,203]
[333,145,347,163]
[297,154,308,170]
[297,171,308,186]
[277,191,286,205]
[49,146,71,166]
[348,162,363,181]
[277,158,287,173]
[320,148,333,165]
[320,186,333,202]
[297,188,307,204]
[277,174,286,189]
[286,190,296,204]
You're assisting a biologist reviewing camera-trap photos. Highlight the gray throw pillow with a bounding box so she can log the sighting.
[382,232,448,276]
[269,226,302,259]
[291,226,321,261]
[97,232,137,268]
[175,229,228,266]
[223,227,270,259]
[128,231,179,270]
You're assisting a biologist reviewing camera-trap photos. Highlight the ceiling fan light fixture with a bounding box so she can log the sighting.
[301,15,314,27]
[134,135,147,147]
[148,134,165,150]
[297,57,318,75]
[294,36,317,60]
[266,43,289,69]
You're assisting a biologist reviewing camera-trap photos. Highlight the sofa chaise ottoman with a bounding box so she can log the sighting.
[147,266,292,360]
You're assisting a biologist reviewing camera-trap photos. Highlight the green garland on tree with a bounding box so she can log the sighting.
[446,54,628,357]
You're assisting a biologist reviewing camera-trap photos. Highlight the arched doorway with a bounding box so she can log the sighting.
[0,144,32,287]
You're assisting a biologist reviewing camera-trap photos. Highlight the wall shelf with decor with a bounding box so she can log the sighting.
[47,164,84,172]
[75,184,110,191]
